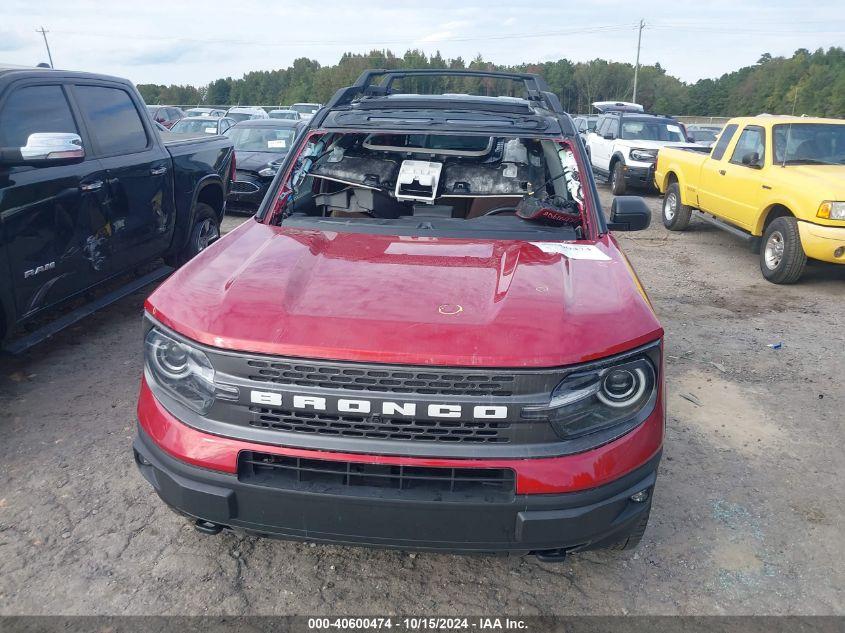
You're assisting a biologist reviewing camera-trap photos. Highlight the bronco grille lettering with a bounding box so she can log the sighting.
[249,390,508,420]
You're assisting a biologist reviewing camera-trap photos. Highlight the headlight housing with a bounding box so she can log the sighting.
[817,201,845,221]
[629,148,658,162]
[145,327,215,414]
[258,164,280,178]
[522,353,657,441]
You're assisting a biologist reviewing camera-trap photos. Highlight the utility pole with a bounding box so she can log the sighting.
[632,19,644,103]
[36,26,54,68]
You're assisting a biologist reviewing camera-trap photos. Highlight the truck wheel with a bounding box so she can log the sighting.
[610,162,626,195]
[606,506,650,551]
[175,203,220,266]
[662,183,692,231]
[760,216,806,284]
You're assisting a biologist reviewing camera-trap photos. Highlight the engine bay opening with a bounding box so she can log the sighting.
[270,132,588,237]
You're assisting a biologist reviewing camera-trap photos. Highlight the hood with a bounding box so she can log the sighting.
[146,221,662,367]
[777,164,845,197]
[618,139,698,150]
[234,150,286,173]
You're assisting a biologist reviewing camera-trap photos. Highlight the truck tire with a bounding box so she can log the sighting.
[606,506,650,551]
[181,203,221,265]
[760,216,806,284]
[662,182,692,231]
[610,162,627,195]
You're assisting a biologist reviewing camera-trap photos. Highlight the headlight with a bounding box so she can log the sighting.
[145,328,215,414]
[629,148,658,162]
[258,165,279,178]
[818,201,845,221]
[522,355,657,440]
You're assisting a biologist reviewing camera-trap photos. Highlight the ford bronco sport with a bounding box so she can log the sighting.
[134,70,664,559]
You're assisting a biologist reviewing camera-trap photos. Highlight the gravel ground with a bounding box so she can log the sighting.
[0,187,843,616]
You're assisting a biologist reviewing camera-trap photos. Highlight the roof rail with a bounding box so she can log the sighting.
[318,69,564,120]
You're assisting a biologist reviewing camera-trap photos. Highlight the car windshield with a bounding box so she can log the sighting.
[773,123,845,164]
[171,119,219,134]
[225,126,297,152]
[269,132,587,240]
[620,119,686,142]
[227,112,255,122]
[185,109,210,116]
[292,104,319,115]
[690,129,718,142]
[271,111,298,120]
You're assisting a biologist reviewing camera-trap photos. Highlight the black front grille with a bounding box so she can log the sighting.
[231,180,260,193]
[249,406,511,443]
[238,451,515,501]
[245,359,516,397]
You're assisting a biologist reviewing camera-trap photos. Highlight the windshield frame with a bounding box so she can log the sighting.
[259,128,601,241]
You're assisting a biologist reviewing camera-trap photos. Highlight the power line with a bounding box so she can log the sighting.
[36,26,54,68]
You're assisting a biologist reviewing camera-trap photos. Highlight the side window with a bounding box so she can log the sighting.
[607,117,619,139]
[0,84,79,147]
[75,85,148,154]
[595,118,607,136]
[710,123,738,160]
[729,126,765,166]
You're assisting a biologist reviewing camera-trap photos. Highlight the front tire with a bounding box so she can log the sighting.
[610,162,627,195]
[760,216,806,284]
[662,182,692,231]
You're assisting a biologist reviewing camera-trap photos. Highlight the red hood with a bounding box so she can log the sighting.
[146,220,662,367]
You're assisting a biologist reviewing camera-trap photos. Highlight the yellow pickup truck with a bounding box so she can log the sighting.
[654,116,845,283]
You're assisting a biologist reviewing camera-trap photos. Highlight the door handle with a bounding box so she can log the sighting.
[718,169,726,176]
[79,180,103,192]
[150,166,168,176]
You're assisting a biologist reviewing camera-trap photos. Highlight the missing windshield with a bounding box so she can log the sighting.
[272,132,587,237]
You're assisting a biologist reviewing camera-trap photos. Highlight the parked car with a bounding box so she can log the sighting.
[184,107,227,118]
[146,105,185,129]
[225,106,269,122]
[224,119,300,213]
[290,102,321,120]
[655,115,845,283]
[572,115,598,144]
[0,65,234,351]
[171,116,236,135]
[686,124,723,148]
[268,109,301,121]
[586,107,693,194]
[134,69,663,559]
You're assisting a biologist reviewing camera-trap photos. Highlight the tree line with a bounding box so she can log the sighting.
[137,47,845,117]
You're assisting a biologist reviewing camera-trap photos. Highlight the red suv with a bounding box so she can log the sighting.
[146,105,184,129]
[134,70,664,560]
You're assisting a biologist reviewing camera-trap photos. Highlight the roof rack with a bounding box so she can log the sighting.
[317,69,564,123]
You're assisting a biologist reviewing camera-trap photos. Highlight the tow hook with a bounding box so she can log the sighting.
[194,519,224,535]
[532,548,568,563]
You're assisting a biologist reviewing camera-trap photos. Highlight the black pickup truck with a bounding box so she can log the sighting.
[0,66,234,351]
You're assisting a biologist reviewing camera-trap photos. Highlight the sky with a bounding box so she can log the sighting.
[2,0,844,87]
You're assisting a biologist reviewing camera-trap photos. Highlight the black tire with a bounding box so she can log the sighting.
[610,161,627,195]
[177,203,221,266]
[760,216,806,284]
[606,506,651,551]
[662,182,692,231]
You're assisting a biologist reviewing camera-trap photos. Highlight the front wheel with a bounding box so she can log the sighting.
[662,182,692,231]
[610,162,627,195]
[760,217,806,284]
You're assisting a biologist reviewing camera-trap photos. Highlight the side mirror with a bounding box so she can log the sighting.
[741,151,761,168]
[608,196,651,231]
[603,133,615,140]
[0,132,84,166]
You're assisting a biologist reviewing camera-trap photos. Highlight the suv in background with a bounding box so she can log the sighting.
[290,102,322,121]
[146,105,185,129]
[587,110,690,194]
[134,69,664,560]
[225,106,269,122]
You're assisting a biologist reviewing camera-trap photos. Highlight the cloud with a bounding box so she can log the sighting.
[0,29,27,52]
[122,41,201,66]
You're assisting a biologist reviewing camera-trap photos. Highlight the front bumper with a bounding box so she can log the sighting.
[798,221,845,264]
[226,175,271,213]
[624,163,656,189]
[134,426,659,554]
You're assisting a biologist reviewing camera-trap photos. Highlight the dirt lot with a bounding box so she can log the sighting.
[1,187,843,616]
